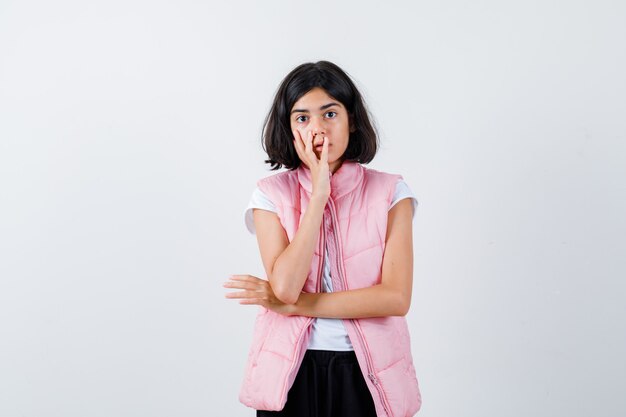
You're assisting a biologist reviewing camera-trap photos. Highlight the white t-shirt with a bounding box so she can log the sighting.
[244,179,418,351]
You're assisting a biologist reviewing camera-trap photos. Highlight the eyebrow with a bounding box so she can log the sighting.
[290,102,340,114]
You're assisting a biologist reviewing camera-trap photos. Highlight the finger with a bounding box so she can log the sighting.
[239,298,266,306]
[320,136,329,164]
[225,290,263,299]
[304,130,318,163]
[223,281,259,290]
[292,129,302,149]
[228,274,263,283]
[292,130,306,161]
[293,130,311,165]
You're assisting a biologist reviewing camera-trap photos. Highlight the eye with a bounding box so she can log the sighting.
[295,115,308,123]
[326,111,337,118]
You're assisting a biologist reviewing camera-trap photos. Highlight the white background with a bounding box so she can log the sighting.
[1,1,625,416]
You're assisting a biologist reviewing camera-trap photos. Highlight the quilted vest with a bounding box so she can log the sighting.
[239,161,422,417]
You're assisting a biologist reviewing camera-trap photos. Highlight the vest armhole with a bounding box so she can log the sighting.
[388,174,403,208]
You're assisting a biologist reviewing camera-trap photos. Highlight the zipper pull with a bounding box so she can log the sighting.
[368,372,379,385]
[369,374,390,414]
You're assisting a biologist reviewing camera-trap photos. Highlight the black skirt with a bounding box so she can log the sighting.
[256,349,377,417]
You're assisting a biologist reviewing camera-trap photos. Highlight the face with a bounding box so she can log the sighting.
[290,87,354,173]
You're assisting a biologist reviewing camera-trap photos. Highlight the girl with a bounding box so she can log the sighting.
[224,61,422,417]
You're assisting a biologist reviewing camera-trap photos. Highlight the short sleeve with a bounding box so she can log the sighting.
[244,187,278,235]
[389,179,418,220]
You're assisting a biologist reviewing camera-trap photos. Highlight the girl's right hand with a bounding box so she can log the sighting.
[293,129,330,201]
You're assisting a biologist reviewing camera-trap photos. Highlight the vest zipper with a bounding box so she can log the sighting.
[280,217,325,405]
[318,223,325,293]
[325,199,393,417]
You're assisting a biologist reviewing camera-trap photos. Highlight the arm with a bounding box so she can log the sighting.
[252,128,332,305]
[225,198,415,317]
[293,197,415,318]
[253,194,327,305]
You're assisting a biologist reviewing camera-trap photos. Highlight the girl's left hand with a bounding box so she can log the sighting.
[223,275,296,316]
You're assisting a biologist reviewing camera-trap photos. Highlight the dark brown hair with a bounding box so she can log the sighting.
[262,60,379,170]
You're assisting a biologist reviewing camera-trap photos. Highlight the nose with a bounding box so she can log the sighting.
[309,116,326,136]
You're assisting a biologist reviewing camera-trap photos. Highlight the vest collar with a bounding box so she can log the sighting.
[296,160,364,199]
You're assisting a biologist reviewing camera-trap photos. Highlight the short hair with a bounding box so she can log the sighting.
[262,60,379,171]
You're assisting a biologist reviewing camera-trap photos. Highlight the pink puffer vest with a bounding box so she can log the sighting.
[239,161,422,417]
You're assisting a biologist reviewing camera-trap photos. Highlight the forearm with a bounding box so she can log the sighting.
[291,284,409,318]
[270,195,327,304]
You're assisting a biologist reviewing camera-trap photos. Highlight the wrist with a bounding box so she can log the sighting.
[290,293,312,317]
[286,301,300,316]
[309,193,329,206]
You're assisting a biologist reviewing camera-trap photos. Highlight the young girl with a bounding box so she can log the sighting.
[224,61,422,417]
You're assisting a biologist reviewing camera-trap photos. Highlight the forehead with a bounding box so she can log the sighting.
[291,87,345,110]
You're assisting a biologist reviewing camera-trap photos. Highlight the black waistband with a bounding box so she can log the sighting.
[303,349,358,367]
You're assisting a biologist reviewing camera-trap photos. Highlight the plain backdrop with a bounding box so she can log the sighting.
[1,1,625,416]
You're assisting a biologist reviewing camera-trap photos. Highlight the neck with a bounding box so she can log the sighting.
[329,159,344,174]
